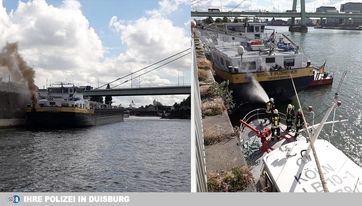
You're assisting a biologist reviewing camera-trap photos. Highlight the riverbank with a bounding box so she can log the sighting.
[194,33,254,192]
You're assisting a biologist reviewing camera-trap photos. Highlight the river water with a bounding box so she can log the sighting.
[268,27,362,166]
[0,116,190,192]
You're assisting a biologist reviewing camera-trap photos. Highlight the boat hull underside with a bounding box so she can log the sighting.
[229,76,312,104]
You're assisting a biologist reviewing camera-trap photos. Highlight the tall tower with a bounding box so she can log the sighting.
[289,0,308,32]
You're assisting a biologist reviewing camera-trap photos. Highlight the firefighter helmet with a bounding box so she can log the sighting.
[274,109,278,114]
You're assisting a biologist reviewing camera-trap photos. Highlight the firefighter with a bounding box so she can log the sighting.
[265,97,275,124]
[295,108,304,137]
[271,109,280,141]
[286,104,295,131]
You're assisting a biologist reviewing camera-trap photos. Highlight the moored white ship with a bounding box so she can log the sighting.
[197,19,315,103]
[26,83,124,127]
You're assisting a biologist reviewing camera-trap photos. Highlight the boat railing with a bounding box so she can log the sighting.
[240,108,287,130]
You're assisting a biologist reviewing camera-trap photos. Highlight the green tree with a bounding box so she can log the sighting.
[215,18,222,23]
[222,17,229,23]
[90,96,103,103]
[105,84,112,106]
[180,95,191,107]
[203,16,214,24]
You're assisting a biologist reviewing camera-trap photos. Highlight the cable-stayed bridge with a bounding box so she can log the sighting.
[86,48,191,97]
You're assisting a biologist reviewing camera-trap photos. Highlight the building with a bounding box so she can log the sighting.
[316,6,338,13]
[316,6,340,26]
[341,2,362,25]
[341,2,362,13]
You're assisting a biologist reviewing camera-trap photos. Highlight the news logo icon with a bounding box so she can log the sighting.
[8,195,20,204]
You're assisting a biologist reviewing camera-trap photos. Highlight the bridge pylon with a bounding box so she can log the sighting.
[289,0,308,32]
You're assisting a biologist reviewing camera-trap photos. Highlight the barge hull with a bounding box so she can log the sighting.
[26,108,124,128]
[229,75,313,103]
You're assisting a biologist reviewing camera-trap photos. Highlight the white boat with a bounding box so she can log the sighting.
[263,138,362,192]
[239,72,362,192]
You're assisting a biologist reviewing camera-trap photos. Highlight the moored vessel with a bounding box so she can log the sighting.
[308,63,333,87]
[26,83,124,127]
[198,20,314,103]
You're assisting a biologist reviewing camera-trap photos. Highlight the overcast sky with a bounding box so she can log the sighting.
[192,0,362,12]
[0,0,191,107]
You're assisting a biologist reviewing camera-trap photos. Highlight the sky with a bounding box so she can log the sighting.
[0,0,191,107]
[191,0,362,12]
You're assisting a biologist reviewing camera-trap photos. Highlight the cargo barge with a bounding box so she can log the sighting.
[26,84,124,128]
[198,21,314,103]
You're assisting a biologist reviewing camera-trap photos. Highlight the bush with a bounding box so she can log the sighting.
[207,176,223,192]
[202,106,223,116]
[224,166,254,192]
[198,69,209,82]
[202,82,235,111]
[197,58,212,70]
[204,132,234,146]
[199,85,210,97]
[207,166,254,192]
[201,98,225,116]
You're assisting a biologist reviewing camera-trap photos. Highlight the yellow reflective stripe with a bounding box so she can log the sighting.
[213,66,313,84]
[27,107,95,114]
[272,117,279,128]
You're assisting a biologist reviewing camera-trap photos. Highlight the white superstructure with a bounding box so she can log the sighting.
[199,21,307,74]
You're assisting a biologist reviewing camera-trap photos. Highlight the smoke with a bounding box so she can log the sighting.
[0,42,37,106]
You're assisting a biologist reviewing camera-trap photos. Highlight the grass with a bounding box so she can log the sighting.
[204,132,235,146]
[201,82,235,111]
[199,85,210,97]
[207,166,254,192]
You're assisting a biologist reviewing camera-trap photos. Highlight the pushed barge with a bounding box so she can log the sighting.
[198,21,314,103]
[27,84,124,127]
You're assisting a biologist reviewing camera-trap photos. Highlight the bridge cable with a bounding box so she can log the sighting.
[228,0,246,12]
[95,48,190,90]
[111,51,191,88]
[191,0,207,5]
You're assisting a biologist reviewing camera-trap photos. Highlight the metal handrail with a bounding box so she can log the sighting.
[240,107,287,130]
[193,39,208,192]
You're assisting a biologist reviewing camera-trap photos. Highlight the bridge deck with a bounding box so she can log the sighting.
[84,86,191,96]
[191,11,362,18]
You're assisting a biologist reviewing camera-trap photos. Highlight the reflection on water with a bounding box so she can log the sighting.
[273,27,362,166]
[0,117,190,192]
